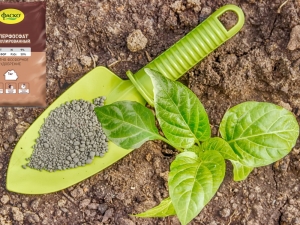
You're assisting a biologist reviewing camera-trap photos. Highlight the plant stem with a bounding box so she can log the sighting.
[195,139,201,148]
[158,136,184,152]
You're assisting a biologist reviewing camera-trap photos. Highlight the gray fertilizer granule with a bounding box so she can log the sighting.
[26,97,108,172]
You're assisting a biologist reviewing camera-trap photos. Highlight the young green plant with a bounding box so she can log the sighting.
[94,69,299,225]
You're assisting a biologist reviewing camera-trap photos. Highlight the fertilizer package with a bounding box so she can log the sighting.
[0,2,46,107]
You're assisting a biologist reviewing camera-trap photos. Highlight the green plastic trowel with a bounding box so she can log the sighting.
[6,5,244,194]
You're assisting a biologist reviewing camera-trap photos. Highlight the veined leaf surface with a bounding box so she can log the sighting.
[134,197,176,218]
[169,151,225,225]
[95,101,161,149]
[220,102,299,167]
[230,160,254,181]
[146,69,211,148]
[201,137,238,161]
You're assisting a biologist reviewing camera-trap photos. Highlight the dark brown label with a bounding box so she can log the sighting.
[0,2,45,52]
[0,2,46,107]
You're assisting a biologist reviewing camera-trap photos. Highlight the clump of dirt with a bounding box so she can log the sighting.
[0,0,299,224]
[127,29,148,52]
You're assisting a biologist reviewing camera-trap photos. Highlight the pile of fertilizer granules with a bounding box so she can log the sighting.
[25,97,108,172]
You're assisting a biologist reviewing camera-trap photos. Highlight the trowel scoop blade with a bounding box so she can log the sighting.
[6,66,145,194]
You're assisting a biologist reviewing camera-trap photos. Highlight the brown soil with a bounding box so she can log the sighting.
[1,0,300,224]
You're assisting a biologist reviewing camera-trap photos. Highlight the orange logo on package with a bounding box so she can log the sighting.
[0,9,24,24]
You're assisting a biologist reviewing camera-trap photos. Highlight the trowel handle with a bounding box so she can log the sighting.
[127,4,244,105]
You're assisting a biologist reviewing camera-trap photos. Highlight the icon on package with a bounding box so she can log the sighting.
[4,70,18,81]
[19,83,29,94]
[0,83,3,94]
[6,83,17,94]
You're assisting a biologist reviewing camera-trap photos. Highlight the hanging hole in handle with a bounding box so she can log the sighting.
[218,10,238,31]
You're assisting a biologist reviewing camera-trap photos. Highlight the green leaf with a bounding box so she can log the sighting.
[169,151,225,225]
[186,145,201,154]
[201,137,238,161]
[230,160,254,181]
[134,197,176,218]
[220,102,299,167]
[201,138,253,181]
[146,69,211,148]
[95,101,161,149]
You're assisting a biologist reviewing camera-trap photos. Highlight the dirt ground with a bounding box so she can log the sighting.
[0,0,300,224]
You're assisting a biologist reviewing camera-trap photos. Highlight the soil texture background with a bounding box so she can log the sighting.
[1,0,300,224]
